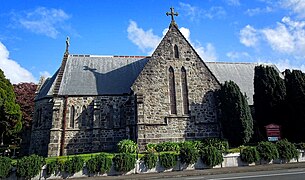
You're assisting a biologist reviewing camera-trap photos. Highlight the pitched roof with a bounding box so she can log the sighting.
[36,54,266,105]
[206,62,257,105]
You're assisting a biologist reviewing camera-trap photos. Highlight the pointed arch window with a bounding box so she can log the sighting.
[169,66,177,114]
[70,105,75,128]
[181,67,189,114]
[81,105,87,128]
[174,44,179,58]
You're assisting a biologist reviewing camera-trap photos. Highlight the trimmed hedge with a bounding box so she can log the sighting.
[159,152,177,169]
[201,138,229,153]
[179,141,199,164]
[17,154,45,179]
[141,152,158,169]
[113,153,136,172]
[63,156,84,174]
[257,141,279,162]
[200,146,223,167]
[240,146,260,164]
[86,153,112,174]
[156,142,180,152]
[0,156,12,178]
[276,139,299,162]
[117,139,138,154]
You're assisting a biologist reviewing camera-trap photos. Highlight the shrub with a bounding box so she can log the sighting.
[46,159,60,175]
[113,153,136,172]
[146,143,157,152]
[0,156,12,178]
[179,141,199,164]
[117,139,138,153]
[63,156,84,174]
[201,138,229,153]
[156,142,180,152]
[200,146,223,167]
[257,141,279,162]
[141,152,158,169]
[159,152,177,169]
[276,139,299,162]
[17,154,45,179]
[295,142,305,150]
[240,146,260,164]
[86,153,112,174]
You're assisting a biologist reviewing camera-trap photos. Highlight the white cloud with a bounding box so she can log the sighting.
[226,0,240,6]
[280,0,305,19]
[127,20,161,54]
[127,21,217,61]
[178,3,226,21]
[239,25,259,47]
[245,6,273,16]
[261,22,295,53]
[226,51,250,60]
[12,7,71,38]
[0,42,36,84]
[39,71,51,78]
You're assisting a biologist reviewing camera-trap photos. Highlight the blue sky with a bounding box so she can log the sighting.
[1,0,305,84]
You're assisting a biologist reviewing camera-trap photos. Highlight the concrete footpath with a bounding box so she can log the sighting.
[73,162,305,180]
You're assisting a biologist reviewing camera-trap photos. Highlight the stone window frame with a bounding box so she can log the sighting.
[81,105,87,128]
[168,66,177,114]
[37,108,42,127]
[174,44,179,59]
[181,66,189,115]
[70,105,75,128]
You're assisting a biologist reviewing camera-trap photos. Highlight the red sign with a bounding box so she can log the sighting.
[265,124,281,141]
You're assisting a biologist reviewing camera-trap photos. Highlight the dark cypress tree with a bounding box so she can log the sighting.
[253,65,286,139]
[284,69,305,142]
[218,81,253,147]
[0,69,22,145]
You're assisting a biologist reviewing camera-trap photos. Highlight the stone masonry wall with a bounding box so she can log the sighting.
[30,98,54,156]
[132,24,221,149]
[46,95,136,156]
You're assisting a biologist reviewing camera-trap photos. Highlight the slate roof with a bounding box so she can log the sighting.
[36,55,266,105]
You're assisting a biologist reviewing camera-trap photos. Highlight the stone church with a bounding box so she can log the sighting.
[30,9,258,157]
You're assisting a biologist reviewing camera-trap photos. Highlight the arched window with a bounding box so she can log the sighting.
[81,105,87,128]
[70,105,75,128]
[181,67,189,114]
[174,44,179,58]
[169,66,177,114]
[37,108,42,127]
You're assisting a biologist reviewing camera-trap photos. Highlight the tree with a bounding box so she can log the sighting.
[13,83,37,128]
[218,81,253,147]
[253,65,286,139]
[0,69,22,145]
[284,69,305,142]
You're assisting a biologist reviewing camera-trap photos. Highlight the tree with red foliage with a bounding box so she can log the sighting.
[13,83,37,128]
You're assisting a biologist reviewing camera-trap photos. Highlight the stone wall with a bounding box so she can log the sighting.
[46,95,136,156]
[30,98,54,156]
[132,24,221,149]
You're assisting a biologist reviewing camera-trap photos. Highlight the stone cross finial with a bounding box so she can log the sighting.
[166,7,178,23]
[65,36,70,54]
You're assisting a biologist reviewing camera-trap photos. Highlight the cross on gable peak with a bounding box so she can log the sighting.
[166,7,178,25]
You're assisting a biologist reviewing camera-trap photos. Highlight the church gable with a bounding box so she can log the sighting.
[132,20,221,147]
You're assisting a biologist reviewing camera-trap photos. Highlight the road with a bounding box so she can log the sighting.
[163,168,305,180]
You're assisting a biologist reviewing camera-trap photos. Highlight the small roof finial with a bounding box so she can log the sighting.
[166,7,178,25]
[65,36,70,55]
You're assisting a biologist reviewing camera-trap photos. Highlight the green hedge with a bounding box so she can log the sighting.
[179,141,199,164]
[0,156,12,178]
[257,141,279,162]
[240,146,260,164]
[141,152,158,169]
[63,156,84,174]
[159,152,177,169]
[156,142,180,152]
[17,154,45,179]
[86,153,112,174]
[200,146,223,167]
[117,139,138,154]
[201,138,229,153]
[113,153,136,172]
[276,139,299,162]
